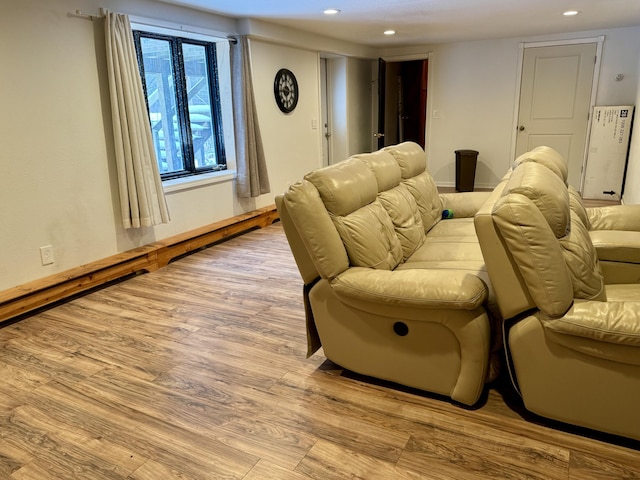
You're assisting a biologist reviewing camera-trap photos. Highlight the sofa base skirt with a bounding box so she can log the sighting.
[309,280,490,406]
[508,316,640,441]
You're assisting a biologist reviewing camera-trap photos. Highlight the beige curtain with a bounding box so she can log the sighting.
[104,10,170,229]
[231,36,270,198]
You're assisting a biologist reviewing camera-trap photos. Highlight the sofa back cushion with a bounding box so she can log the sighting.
[403,172,442,233]
[354,149,426,262]
[492,193,574,318]
[384,141,427,178]
[305,158,378,217]
[353,150,402,192]
[305,157,403,270]
[560,215,606,300]
[282,180,350,280]
[378,185,426,260]
[512,145,568,183]
[489,157,606,316]
[332,200,403,269]
[503,162,570,239]
[568,185,591,229]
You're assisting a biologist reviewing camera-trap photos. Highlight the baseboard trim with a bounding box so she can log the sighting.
[0,205,279,324]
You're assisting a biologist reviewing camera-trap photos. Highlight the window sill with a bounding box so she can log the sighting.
[163,170,236,194]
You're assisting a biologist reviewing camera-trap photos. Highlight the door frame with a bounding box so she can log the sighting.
[378,52,434,155]
[510,37,604,191]
[320,57,331,166]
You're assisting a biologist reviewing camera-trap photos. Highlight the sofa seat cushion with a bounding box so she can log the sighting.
[415,218,482,257]
[406,241,484,265]
[399,216,494,313]
[401,218,485,271]
[331,267,488,311]
[428,217,478,238]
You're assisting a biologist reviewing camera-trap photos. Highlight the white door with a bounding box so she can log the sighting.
[516,43,597,190]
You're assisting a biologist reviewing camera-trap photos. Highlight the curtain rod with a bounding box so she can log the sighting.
[70,8,237,44]
[69,8,106,21]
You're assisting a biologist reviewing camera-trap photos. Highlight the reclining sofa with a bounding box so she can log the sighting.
[277,140,640,441]
[275,142,499,406]
[475,147,640,441]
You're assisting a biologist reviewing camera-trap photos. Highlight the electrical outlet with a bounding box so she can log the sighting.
[40,245,54,265]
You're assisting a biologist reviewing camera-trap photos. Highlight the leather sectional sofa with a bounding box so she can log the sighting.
[276,141,640,441]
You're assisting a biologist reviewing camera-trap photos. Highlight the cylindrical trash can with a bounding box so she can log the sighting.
[455,149,478,192]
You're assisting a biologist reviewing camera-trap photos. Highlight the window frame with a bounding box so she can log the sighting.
[133,30,227,181]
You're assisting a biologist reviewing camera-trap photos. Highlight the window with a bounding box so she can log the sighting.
[133,31,226,180]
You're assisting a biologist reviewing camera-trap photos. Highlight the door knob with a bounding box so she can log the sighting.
[373,133,385,138]
[518,125,525,132]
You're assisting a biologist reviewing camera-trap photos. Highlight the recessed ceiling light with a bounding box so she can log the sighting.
[384,30,396,36]
[323,8,340,15]
[563,10,580,16]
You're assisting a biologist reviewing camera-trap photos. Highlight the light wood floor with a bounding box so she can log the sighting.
[0,223,638,479]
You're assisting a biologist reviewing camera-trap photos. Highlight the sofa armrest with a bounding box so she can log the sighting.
[331,267,487,311]
[543,301,640,346]
[440,192,492,218]
[587,205,640,231]
[540,301,640,366]
[589,230,640,263]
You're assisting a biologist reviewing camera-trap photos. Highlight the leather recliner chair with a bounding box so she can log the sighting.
[475,158,640,441]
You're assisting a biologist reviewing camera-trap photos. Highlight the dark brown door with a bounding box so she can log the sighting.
[399,59,428,148]
[377,58,428,150]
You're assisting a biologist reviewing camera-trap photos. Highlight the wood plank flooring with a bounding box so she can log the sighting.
[0,223,638,479]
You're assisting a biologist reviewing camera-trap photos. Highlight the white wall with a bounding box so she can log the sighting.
[622,53,640,205]
[426,38,518,188]
[381,26,640,189]
[328,57,349,163]
[0,0,340,291]
[249,40,323,190]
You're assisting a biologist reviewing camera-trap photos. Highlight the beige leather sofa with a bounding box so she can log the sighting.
[276,142,499,406]
[475,147,640,441]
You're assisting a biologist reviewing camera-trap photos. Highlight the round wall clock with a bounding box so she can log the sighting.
[274,68,299,113]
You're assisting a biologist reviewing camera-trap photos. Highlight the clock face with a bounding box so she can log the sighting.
[274,68,299,113]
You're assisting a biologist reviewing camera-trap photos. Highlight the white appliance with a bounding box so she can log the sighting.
[582,106,634,200]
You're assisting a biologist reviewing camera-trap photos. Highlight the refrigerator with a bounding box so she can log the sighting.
[582,106,635,200]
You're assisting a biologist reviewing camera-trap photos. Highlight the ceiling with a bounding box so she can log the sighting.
[157,0,640,47]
